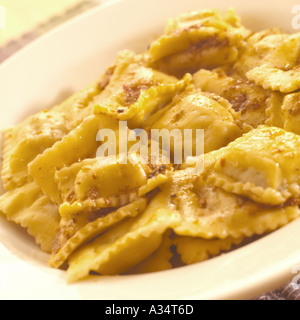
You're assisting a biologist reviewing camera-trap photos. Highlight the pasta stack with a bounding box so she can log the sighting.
[0,8,300,282]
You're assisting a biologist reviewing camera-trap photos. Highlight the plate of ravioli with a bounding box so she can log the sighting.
[0,0,300,300]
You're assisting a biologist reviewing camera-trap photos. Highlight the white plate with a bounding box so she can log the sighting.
[0,0,300,300]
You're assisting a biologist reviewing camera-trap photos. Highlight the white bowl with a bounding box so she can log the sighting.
[0,0,299,300]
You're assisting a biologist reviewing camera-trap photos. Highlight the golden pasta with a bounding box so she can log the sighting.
[1,8,300,282]
[162,171,299,239]
[193,68,285,132]
[66,192,180,282]
[92,50,191,128]
[280,93,300,135]
[28,115,120,204]
[0,182,60,253]
[201,126,300,206]
[1,110,68,190]
[149,8,251,77]
[233,30,300,93]
[143,85,242,153]
[49,198,147,268]
[123,230,173,274]
[173,235,244,265]
[56,153,172,217]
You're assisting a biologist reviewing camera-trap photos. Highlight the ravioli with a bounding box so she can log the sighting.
[280,93,300,135]
[49,198,147,268]
[173,235,243,265]
[51,81,103,130]
[48,55,119,127]
[246,67,300,93]
[1,110,68,190]
[56,153,172,217]
[143,86,242,155]
[149,8,251,77]
[1,8,300,282]
[67,191,180,282]
[0,182,60,253]
[265,92,300,134]
[1,63,121,193]
[1,62,122,193]
[127,230,173,274]
[233,30,300,93]
[166,171,300,238]
[93,50,190,127]
[193,68,284,131]
[28,115,120,204]
[199,126,300,205]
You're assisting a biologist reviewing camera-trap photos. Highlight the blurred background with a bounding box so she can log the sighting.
[0,0,104,62]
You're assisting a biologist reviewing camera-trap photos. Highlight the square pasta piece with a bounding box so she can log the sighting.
[233,30,300,93]
[165,171,300,238]
[1,110,68,190]
[143,86,242,155]
[49,52,157,130]
[1,63,120,192]
[52,50,166,130]
[51,149,172,268]
[49,197,147,269]
[28,115,121,204]
[56,153,172,218]
[93,50,190,128]
[148,8,251,77]
[201,125,300,205]
[193,68,284,132]
[0,182,60,253]
[66,191,180,282]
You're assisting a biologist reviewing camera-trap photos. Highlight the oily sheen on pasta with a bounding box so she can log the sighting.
[0,8,299,282]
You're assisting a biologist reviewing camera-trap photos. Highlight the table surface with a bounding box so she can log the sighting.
[0,0,299,301]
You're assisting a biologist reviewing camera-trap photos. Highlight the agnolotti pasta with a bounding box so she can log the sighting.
[0,8,300,282]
